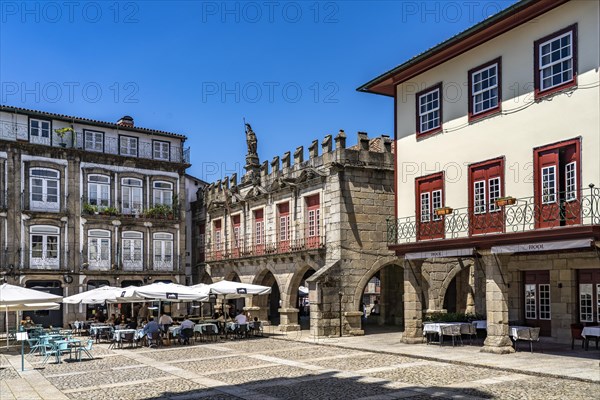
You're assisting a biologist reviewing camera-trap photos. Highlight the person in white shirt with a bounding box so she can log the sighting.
[159,313,173,332]
[179,316,195,344]
[234,311,247,325]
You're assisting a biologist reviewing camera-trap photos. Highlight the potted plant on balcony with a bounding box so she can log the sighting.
[495,196,517,207]
[54,127,74,148]
[83,203,98,215]
[101,206,119,216]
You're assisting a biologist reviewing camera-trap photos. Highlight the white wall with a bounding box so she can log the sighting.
[394,1,599,218]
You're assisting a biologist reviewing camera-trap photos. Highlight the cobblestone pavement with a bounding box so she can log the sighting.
[0,337,598,400]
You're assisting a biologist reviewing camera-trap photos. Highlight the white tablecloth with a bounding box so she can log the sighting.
[581,326,600,338]
[194,323,218,334]
[471,320,487,330]
[509,326,530,340]
[114,329,144,341]
[89,325,112,336]
[423,322,472,335]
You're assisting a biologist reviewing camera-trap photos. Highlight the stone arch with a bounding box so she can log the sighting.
[438,259,474,314]
[353,256,400,310]
[224,267,242,282]
[286,260,321,310]
[252,267,282,325]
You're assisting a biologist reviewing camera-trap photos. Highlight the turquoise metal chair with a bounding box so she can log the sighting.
[76,339,94,361]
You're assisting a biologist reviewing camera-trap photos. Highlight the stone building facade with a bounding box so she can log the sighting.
[0,105,190,328]
[359,0,600,349]
[202,128,397,337]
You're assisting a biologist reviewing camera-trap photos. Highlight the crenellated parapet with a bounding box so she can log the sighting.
[205,130,393,211]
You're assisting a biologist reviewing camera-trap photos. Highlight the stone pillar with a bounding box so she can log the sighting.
[403,260,424,343]
[278,308,300,331]
[480,252,514,354]
[344,311,364,335]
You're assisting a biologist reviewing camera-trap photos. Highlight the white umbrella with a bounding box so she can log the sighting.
[112,282,208,302]
[0,283,62,305]
[0,303,61,312]
[62,286,123,305]
[207,280,271,299]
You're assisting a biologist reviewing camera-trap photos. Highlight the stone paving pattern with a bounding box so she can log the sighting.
[0,336,598,399]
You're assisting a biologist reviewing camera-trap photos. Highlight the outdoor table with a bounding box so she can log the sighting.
[89,325,112,336]
[581,326,600,350]
[509,326,530,341]
[114,329,136,342]
[423,322,471,345]
[195,323,218,333]
[471,320,487,330]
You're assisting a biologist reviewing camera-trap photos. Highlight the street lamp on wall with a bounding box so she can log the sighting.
[435,207,453,216]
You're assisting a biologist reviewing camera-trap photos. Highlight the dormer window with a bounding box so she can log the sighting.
[119,135,138,157]
[84,130,104,152]
[30,119,51,145]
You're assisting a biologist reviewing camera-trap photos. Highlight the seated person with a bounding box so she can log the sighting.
[125,318,137,329]
[96,312,107,323]
[143,317,161,347]
[158,313,173,332]
[22,316,35,328]
[179,316,195,344]
[107,314,117,325]
[234,311,247,325]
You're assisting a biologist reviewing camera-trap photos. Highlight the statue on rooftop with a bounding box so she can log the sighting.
[245,123,257,156]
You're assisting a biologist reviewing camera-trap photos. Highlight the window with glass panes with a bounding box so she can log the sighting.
[471,62,499,115]
[538,29,574,91]
[30,168,60,211]
[579,284,593,322]
[122,231,143,270]
[417,86,441,134]
[525,284,537,319]
[153,232,173,269]
[121,178,143,215]
[119,136,138,157]
[541,166,556,204]
[30,119,51,144]
[30,225,60,266]
[88,229,110,269]
[153,181,173,206]
[88,174,110,207]
[84,130,104,152]
[153,141,170,161]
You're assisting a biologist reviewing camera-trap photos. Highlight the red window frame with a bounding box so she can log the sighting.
[468,57,502,122]
[533,138,581,229]
[253,209,264,255]
[415,172,444,240]
[231,214,241,257]
[468,157,505,235]
[415,82,443,138]
[277,202,290,252]
[305,194,320,249]
[534,24,578,100]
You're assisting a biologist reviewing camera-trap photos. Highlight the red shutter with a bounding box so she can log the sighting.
[469,159,504,235]
[416,173,444,240]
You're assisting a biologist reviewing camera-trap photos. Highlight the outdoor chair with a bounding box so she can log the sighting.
[148,331,162,348]
[42,341,71,364]
[250,321,263,337]
[465,323,478,345]
[440,325,463,347]
[515,327,540,353]
[180,328,194,345]
[205,324,220,342]
[28,336,52,356]
[570,323,585,350]
[76,339,94,361]
[235,323,249,339]
[121,332,136,349]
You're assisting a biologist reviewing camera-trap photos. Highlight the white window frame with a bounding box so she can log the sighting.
[539,283,551,320]
[153,181,173,207]
[121,231,143,271]
[471,63,498,115]
[119,136,138,157]
[153,141,170,161]
[255,217,264,245]
[30,119,51,145]
[30,168,60,212]
[307,208,320,237]
[84,130,104,152]
[565,161,577,201]
[525,284,537,320]
[420,192,430,223]
[418,88,440,134]
[541,166,557,204]
[88,229,111,270]
[488,177,501,212]
[121,178,143,215]
[88,174,110,208]
[279,214,290,241]
[539,30,573,92]
[579,283,593,322]
[30,225,60,269]
[432,190,442,221]
[153,232,173,271]
[474,180,486,215]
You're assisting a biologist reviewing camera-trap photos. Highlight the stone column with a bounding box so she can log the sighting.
[480,252,514,354]
[278,308,300,331]
[344,311,364,335]
[403,260,424,343]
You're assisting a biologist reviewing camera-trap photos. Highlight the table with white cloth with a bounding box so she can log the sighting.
[509,326,530,340]
[423,322,471,344]
[169,325,181,338]
[114,329,144,342]
[89,325,113,339]
[581,326,600,350]
[194,323,218,334]
[471,320,487,330]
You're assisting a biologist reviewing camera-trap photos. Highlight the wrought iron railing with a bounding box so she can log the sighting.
[387,186,600,245]
[205,230,325,262]
[21,191,68,213]
[0,120,190,164]
[81,196,182,221]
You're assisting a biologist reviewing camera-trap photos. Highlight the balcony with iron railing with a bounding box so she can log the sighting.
[21,191,68,214]
[0,120,190,164]
[387,185,600,251]
[81,196,181,222]
[205,230,326,262]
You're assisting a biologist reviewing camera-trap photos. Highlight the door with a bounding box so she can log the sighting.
[213,220,222,260]
[416,173,444,240]
[254,209,264,255]
[469,159,504,235]
[578,269,600,324]
[278,202,290,253]
[524,271,551,336]
[534,140,581,228]
[30,169,60,212]
[305,195,320,249]
[231,215,241,258]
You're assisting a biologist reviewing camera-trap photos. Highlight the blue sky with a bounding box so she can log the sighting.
[0,1,517,181]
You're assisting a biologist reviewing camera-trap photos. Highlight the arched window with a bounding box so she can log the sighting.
[88,174,110,208]
[153,232,173,271]
[153,181,173,206]
[121,178,143,215]
[30,168,60,212]
[30,225,60,269]
[87,229,111,271]
[122,231,143,271]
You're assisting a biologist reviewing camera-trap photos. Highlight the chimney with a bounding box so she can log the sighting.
[117,115,134,127]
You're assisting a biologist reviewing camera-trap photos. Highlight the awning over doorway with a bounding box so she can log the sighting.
[491,238,593,254]
[405,248,475,260]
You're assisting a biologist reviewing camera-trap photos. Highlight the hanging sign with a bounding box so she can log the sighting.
[405,248,474,260]
[491,238,593,254]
